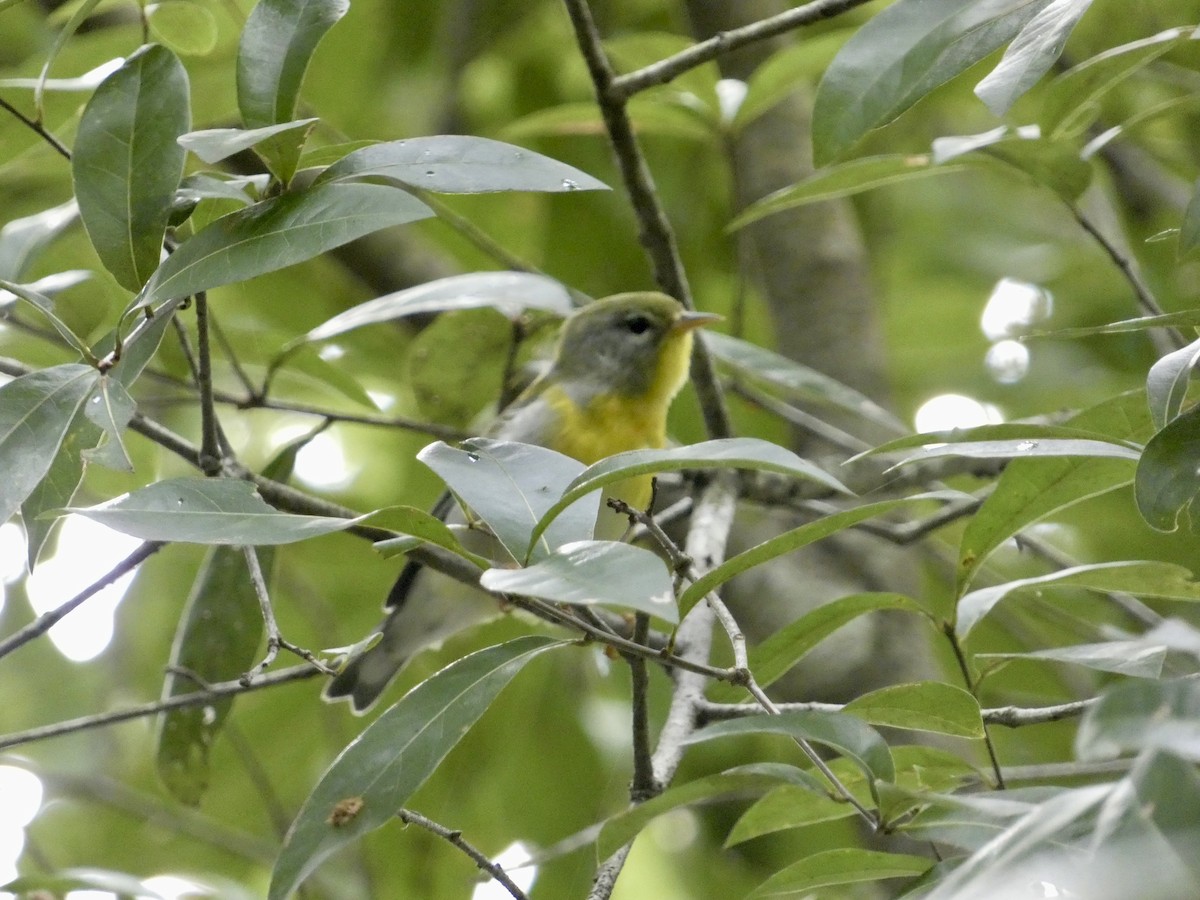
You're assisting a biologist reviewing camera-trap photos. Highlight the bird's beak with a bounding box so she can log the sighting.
[672,310,722,333]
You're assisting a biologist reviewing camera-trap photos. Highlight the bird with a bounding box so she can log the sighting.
[324,291,719,712]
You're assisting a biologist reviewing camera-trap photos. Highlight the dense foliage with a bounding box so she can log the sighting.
[2,0,1200,897]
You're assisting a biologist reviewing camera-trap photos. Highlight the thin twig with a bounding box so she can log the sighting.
[171,315,203,384]
[244,545,283,674]
[0,542,165,661]
[0,665,319,752]
[588,476,738,899]
[128,411,203,467]
[743,679,879,826]
[944,623,1006,789]
[696,697,1097,728]
[0,93,72,160]
[613,492,880,827]
[984,698,1096,728]
[607,498,692,574]
[627,613,656,801]
[1000,758,1131,783]
[231,395,470,441]
[397,808,529,900]
[242,547,334,678]
[609,0,876,99]
[1069,203,1184,353]
[194,293,224,474]
[208,308,260,399]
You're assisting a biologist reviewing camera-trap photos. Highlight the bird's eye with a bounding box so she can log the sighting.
[624,315,653,335]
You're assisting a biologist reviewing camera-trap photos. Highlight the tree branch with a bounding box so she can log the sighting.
[560,0,732,442]
[610,0,875,99]
[1069,202,1183,354]
[0,665,319,752]
[696,697,1097,727]
[396,808,529,900]
[0,541,165,661]
[589,475,738,898]
[0,92,72,161]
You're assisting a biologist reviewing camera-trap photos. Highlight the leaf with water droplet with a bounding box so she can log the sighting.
[314,136,608,193]
[65,477,367,544]
[158,545,269,804]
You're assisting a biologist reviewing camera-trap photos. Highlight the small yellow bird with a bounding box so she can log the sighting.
[325,291,718,711]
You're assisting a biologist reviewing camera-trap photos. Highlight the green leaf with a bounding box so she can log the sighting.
[974,0,1095,116]
[977,640,1167,678]
[705,331,907,433]
[811,0,1054,164]
[109,294,177,390]
[727,784,857,846]
[679,495,946,618]
[1040,26,1197,139]
[899,790,1040,850]
[595,764,820,861]
[0,199,79,281]
[82,375,135,471]
[0,278,95,361]
[237,0,347,128]
[302,272,574,343]
[710,593,928,701]
[908,786,1111,899]
[685,710,895,796]
[236,0,347,179]
[315,136,609,193]
[147,0,220,56]
[530,438,850,558]
[1,867,165,898]
[177,119,319,165]
[931,125,1093,200]
[72,44,190,292]
[1181,179,1200,261]
[480,540,676,623]
[1032,309,1200,338]
[958,390,1152,595]
[958,560,1200,639]
[296,139,380,169]
[885,437,1141,470]
[177,173,264,207]
[1076,679,1200,762]
[137,183,433,309]
[857,422,1140,462]
[157,546,268,805]
[369,505,482,565]
[1143,337,1199,432]
[747,848,931,898]
[419,439,598,561]
[33,0,103,115]
[405,307,512,428]
[269,636,567,900]
[1136,402,1200,532]
[975,133,1093,201]
[65,477,363,544]
[1122,750,1200,884]
[0,364,97,528]
[21,419,97,568]
[729,155,969,230]
[844,682,985,738]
